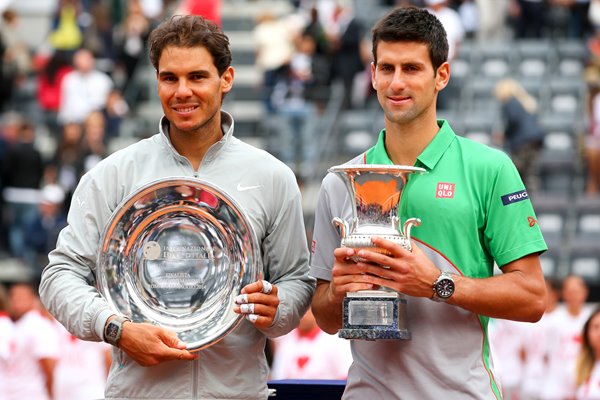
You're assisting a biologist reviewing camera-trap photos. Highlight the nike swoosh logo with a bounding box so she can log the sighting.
[237,183,262,192]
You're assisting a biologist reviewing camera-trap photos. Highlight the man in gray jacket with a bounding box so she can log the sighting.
[39,15,315,399]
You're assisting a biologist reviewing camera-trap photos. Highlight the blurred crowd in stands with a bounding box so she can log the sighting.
[1,0,600,272]
[0,282,111,400]
[1,0,600,398]
[489,274,597,400]
[0,0,173,277]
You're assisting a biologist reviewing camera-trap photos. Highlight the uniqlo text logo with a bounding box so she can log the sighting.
[436,182,455,198]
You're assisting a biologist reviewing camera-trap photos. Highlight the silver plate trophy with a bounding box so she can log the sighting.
[97,177,260,351]
[329,164,426,340]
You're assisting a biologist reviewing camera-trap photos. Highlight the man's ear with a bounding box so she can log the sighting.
[371,61,376,89]
[435,62,450,92]
[221,66,234,94]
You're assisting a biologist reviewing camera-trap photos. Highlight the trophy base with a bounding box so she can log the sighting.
[339,290,410,340]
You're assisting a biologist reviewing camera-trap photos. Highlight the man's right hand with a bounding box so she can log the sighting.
[118,322,198,366]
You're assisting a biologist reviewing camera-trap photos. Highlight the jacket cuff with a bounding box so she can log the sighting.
[95,309,117,341]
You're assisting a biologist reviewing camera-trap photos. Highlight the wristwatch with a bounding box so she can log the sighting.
[104,315,130,346]
[432,271,455,302]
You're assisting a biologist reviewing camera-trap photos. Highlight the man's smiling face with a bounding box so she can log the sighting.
[157,45,233,136]
[371,41,446,127]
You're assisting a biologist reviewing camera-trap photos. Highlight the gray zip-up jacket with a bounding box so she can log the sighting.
[39,111,315,399]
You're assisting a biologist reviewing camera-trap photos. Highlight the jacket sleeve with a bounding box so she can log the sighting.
[39,172,117,342]
[259,169,315,338]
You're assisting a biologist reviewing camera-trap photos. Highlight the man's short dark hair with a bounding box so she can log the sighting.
[371,6,448,73]
[148,15,232,76]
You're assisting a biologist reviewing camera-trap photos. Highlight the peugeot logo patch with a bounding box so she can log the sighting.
[501,189,529,205]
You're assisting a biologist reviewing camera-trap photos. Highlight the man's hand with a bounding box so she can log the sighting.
[329,247,378,304]
[118,322,198,367]
[234,280,279,329]
[350,236,439,298]
[310,246,382,335]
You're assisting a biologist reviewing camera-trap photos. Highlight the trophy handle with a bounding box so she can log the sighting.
[402,218,421,248]
[333,217,349,238]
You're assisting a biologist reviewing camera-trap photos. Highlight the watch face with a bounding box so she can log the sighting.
[436,279,455,298]
[106,322,119,339]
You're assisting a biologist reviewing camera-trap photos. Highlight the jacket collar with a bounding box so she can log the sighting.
[158,110,235,163]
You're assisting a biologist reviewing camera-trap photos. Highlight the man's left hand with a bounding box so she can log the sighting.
[234,280,279,329]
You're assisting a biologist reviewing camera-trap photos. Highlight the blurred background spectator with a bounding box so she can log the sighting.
[510,0,547,39]
[476,0,510,40]
[1,117,44,260]
[4,282,60,400]
[174,0,222,26]
[270,308,353,380]
[23,183,67,275]
[35,49,73,137]
[493,78,545,189]
[113,0,151,97]
[47,121,83,209]
[326,2,365,109]
[426,0,464,61]
[47,0,85,53]
[425,0,465,110]
[105,88,129,138]
[253,10,297,113]
[0,112,23,252]
[520,277,562,400]
[541,275,592,399]
[489,317,529,400]
[52,315,111,400]
[299,4,331,94]
[1,9,33,88]
[80,110,107,171]
[0,283,13,400]
[585,80,600,196]
[458,0,479,39]
[57,47,113,125]
[574,306,600,399]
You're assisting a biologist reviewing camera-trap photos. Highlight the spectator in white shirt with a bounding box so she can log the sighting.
[4,282,60,400]
[521,277,562,400]
[541,275,592,400]
[270,308,352,380]
[58,48,113,125]
[52,318,111,400]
